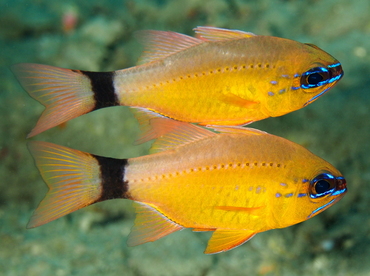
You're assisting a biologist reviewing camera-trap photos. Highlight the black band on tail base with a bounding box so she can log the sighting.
[92,155,130,201]
[80,71,119,110]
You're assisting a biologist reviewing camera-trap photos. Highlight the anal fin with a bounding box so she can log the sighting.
[205,229,256,254]
[192,228,216,232]
[127,202,184,246]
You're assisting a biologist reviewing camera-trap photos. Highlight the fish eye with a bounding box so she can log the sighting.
[310,173,336,198]
[315,179,331,194]
[301,67,330,89]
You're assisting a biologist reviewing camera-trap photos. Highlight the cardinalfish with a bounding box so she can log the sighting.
[12,26,343,138]
[27,119,347,254]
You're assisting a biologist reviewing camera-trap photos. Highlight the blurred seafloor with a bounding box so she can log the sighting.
[1,0,370,275]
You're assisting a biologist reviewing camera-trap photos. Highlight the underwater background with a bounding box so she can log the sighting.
[1,0,369,275]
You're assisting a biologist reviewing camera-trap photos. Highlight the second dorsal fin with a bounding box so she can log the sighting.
[150,119,215,153]
[194,26,256,42]
[136,30,203,64]
[131,107,216,153]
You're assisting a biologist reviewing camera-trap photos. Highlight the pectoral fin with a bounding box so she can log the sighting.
[205,229,256,254]
[220,92,259,109]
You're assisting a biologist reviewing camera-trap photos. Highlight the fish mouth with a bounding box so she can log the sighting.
[327,62,344,84]
[304,62,343,106]
[332,176,347,197]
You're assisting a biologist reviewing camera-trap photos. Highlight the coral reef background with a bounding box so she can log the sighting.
[1,0,369,275]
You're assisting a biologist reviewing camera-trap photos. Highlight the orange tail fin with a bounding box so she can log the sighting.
[27,141,129,228]
[12,63,119,137]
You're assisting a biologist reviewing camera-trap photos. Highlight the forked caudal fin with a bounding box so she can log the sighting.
[12,63,120,137]
[27,141,129,228]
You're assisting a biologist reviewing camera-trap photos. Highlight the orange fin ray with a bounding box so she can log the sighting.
[150,120,216,153]
[192,228,216,232]
[27,141,101,228]
[12,63,95,137]
[131,107,215,152]
[209,125,267,135]
[136,30,202,64]
[130,107,171,144]
[194,26,256,41]
[205,229,256,254]
[127,202,184,246]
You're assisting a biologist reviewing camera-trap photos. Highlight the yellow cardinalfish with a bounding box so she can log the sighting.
[27,120,347,254]
[12,26,343,138]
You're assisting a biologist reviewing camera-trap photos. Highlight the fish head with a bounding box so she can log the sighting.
[290,43,343,109]
[286,167,347,226]
[303,169,347,219]
[263,41,343,117]
[271,153,346,229]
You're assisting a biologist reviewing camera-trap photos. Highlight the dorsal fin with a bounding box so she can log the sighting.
[150,119,215,153]
[131,107,216,153]
[194,26,256,42]
[136,30,203,64]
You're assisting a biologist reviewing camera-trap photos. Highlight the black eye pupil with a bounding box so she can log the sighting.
[307,73,324,85]
[315,180,331,194]
[300,67,330,89]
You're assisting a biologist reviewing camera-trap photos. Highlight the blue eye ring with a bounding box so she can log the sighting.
[301,67,330,89]
[310,173,336,199]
